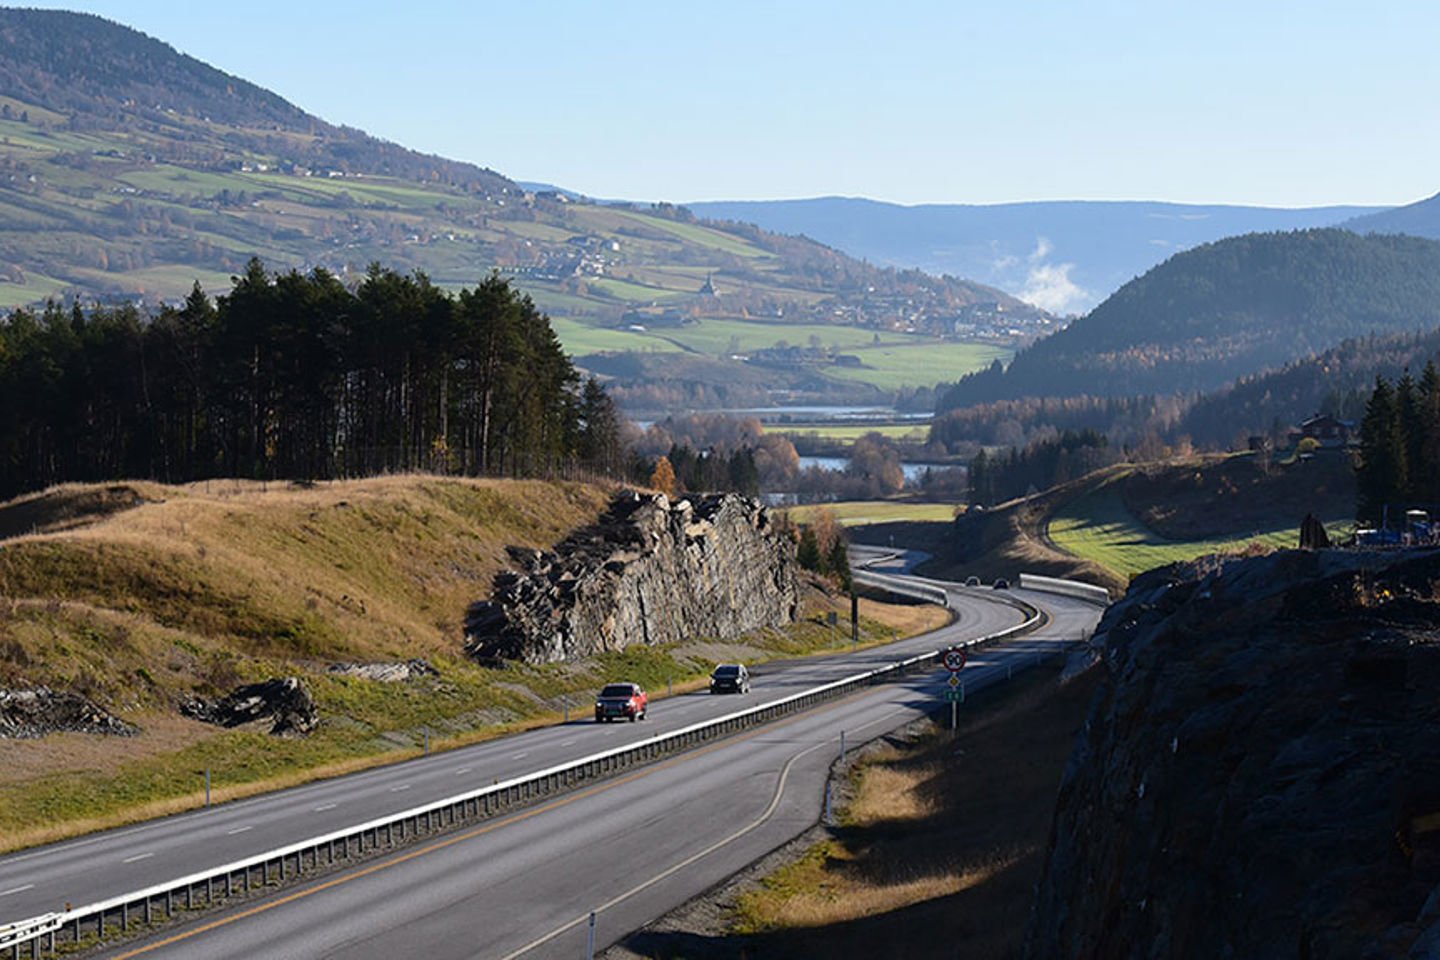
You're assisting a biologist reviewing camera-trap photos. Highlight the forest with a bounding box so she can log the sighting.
[0,261,624,498]
[1355,364,1440,525]
[937,230,1440,408]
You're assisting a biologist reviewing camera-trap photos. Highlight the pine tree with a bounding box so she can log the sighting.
[1357,376,1405,525]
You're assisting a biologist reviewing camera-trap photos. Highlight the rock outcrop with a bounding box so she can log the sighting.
[465,491,798,664]
[1026,548,1440,960]
[182,677,318,736]
[327,659,437,683]
[0,687,137,738]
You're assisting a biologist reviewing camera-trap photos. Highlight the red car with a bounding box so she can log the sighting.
[594,682,648,722]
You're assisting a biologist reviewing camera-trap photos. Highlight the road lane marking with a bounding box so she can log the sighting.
[313,803,337,812]
[225,826,252,835]
[510,752,528,760]
[122,853,153,863]
[560,739,575,747]
[0,884,34,897]
[389,785,411,793]
[498,739,824,960]
[103,639,1080,960]
[104,702,843,960]
[454,768,472,775]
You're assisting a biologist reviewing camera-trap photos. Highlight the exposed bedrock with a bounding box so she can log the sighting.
[181,677,319,736]
[0,687,137,738]
[465,491,799,664]
[1025,548,1440,960]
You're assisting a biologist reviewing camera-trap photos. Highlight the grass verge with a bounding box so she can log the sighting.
[609,658,1101,960]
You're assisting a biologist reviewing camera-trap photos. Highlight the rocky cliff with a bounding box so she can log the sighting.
[465,491,799,664]
[1026,549,1440,959]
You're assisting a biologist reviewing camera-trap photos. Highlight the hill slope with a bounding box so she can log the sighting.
[938,229,1440,408]
[0,9,1043,405]
[1346,190,1440,240]
[687,197,1384,313]
[0,476,934,849]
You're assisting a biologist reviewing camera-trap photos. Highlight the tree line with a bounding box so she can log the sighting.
[969,429,1120,507]
[0,260,624,498]
[1356,363,1440,525]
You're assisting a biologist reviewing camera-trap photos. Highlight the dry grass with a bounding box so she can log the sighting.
[0,478,952,851]
[716,663,1103,960]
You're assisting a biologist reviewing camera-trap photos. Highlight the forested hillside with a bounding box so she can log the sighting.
[938,230,1440,407]
[0,264,623,499]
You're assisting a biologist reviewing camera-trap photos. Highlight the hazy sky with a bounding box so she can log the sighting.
[43,1,1440,207]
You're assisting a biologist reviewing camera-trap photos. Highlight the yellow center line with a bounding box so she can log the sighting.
[103,696,878,959]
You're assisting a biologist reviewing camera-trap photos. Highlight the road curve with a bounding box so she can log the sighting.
[0,576,1031,926]
[88,582,1101,960]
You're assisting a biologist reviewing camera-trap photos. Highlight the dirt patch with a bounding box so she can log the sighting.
[605,661,1101,960]
[0,712,217,785]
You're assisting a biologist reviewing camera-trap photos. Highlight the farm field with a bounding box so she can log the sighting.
[1047,484,1325,579]
[786,501,959,526]
[821,341,1013,391]
[775,422,932,442]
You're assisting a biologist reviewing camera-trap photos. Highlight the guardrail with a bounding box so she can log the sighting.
[1018,572,1111,607]
[0,598,1042,959]
[852,568,950,607]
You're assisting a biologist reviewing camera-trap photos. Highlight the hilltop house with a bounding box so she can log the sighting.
[1288,414,1354,449]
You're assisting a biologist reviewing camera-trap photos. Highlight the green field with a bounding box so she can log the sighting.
[820,341,1013,391]
[776,423,932,442]
[549,316,681,355]
[1048,485,1307,579]
[786,501,958,526]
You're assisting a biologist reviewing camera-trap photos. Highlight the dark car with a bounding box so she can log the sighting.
[992,577,1010,589]
[964,576,981,587]
[709,663,750,694]
[594,682,648,722]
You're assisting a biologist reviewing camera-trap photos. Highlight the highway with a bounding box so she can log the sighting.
[73,580,1101,960]
[0,560,1030,927]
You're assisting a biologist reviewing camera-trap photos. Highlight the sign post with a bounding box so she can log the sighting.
[941,646,967,730]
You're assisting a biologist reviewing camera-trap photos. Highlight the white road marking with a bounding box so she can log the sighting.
[0,884,34,897]
[313,804,337,812]
[122,853,153,863]
[560,739,575,747]
[225,826,252,835]
[498,741,822,960]
[454,768,472,775]
[390,785,411,793]
[510,752,528,760]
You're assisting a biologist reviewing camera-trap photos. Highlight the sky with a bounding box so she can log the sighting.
[39,1,1440,208]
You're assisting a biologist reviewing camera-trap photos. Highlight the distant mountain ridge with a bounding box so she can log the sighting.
[0,8,513,191]
[1346,190,1440,240]
[686,197,1388,312]
[937,229,1440,408]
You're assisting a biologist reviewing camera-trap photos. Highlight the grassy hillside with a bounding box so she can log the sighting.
[0,10,1045,406]
[935,452,1356,589]
[0,476,947,850]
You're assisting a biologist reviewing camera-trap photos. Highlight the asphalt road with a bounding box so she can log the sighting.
[85,582,1101,960]
[0,566,1045,927]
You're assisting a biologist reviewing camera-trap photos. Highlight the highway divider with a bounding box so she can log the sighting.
[0,596,1043,959]
[1018,572,1111,607]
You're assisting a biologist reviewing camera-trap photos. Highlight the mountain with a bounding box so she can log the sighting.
[1345,190,1440,240]
[0,9,1042,408]
[686,197,1386,313]
[937,229,1440,409]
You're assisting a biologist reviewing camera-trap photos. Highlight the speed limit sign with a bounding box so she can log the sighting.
[942,646,967,673]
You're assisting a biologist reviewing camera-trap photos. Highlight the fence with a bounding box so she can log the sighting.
[0,599,1041,959]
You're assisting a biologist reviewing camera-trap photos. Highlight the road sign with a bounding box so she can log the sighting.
[942,647,967,673]
[947,673,961,689]
[943,689,964,702]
